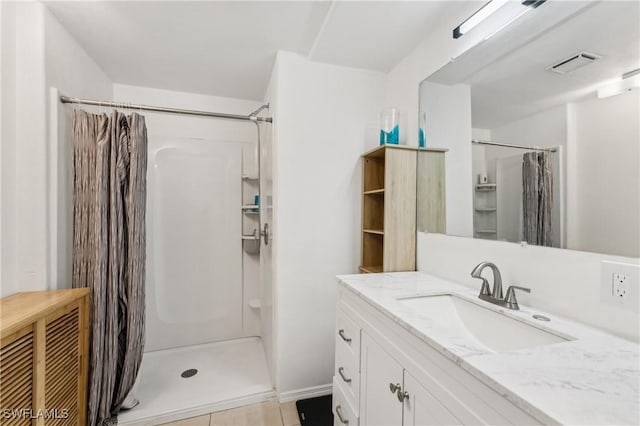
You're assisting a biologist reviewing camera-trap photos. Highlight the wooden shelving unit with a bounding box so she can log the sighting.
[359,144,447,273]
[360,145,418,273]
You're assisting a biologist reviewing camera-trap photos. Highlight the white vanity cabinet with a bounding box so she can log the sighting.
[360,332,403,425]
[333,289,542,426]
[403,370,462,426]
[360,332,460,426]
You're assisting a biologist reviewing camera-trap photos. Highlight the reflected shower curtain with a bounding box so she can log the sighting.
[71,109,147,426]
[522,151,553,246]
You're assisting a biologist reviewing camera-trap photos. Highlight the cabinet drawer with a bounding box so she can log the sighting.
[335,308,361,363]
[333,378,359,426]
[335,336,360,408]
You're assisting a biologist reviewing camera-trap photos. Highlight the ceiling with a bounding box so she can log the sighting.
[427,0,640,129]
[44,1,467,101]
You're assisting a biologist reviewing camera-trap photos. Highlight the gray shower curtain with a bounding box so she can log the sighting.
[522,151,553,246]
[71,109,147,426]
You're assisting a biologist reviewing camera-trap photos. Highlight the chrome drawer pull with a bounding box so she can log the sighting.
[338,367,352,384]
[336,405,349,425]
[389,382,400,393]
[338,329,352,343]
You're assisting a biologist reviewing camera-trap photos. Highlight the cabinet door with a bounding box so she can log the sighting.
[360,333,403,426]
[402,371,461,426]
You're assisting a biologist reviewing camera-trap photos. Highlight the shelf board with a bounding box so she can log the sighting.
[475,183,496,192]
[242,205,259,210]
[475,208,497,212]
[362,144,448,158]
[363,188,385,195]
[363,229,384,235]
[242,175,259,181]
[360,265,383,273]
[475,229,497,234]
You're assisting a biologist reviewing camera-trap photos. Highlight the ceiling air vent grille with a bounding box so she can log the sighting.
[548,52,601,74]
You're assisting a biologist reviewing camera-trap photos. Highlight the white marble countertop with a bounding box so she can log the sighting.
[336,271,640,426]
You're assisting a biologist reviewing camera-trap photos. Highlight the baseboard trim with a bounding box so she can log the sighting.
[278,383,333,403]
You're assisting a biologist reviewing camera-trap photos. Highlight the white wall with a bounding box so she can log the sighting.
[572,91,640,257]
[420,81,473,237]
[45,5,113,291]
[1,0,18,297]
[417,232,640,342]
[1,1,48,297]
[267,51,384,397]
[490,105,567,151]
[489,105,567,183]
[0,2,113,298]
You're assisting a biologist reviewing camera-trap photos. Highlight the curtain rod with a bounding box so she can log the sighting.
[59,95,272,123]
[472,139,557,152]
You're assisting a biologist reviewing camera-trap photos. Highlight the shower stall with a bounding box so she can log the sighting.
[128,128,272,424]
[116,139,269,424]
[56,95,276,425]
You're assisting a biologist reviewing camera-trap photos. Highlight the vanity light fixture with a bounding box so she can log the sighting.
[453,0,547,40]
[597,69,640,99]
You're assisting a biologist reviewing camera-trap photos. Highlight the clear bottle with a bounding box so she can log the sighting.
[379,108,400,145]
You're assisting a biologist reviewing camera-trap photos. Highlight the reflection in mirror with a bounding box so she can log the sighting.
[418,0,639,257]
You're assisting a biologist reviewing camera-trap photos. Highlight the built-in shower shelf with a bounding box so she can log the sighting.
[475,208,497,212]
[475,184,496,192]
[475,229,497,234]
[242,205,259,214]
[242,175,258,181]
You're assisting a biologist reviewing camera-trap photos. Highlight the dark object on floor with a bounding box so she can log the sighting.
[296,394,334,426]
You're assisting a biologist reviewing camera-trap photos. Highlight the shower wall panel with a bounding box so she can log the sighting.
[146,141,243,351]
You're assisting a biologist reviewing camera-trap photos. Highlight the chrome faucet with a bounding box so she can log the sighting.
[470,262,530,310]
[470,261,503,299]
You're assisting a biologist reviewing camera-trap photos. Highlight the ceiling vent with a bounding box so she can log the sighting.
[548,52,601,74]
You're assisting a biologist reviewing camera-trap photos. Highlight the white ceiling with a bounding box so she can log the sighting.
[426,0,640,129]
[309,1,464,71]
[44,0,466,101]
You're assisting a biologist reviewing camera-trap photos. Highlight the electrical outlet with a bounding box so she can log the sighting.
[612,273,628,302]
[601,261,640,312]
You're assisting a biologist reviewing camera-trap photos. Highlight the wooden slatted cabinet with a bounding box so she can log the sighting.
[1,289,90,426]
[360,145,446,273]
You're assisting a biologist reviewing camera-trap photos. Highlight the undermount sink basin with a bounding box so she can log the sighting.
[397,294,572,353]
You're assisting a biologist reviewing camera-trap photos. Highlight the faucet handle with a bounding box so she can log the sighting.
[504,286,531,310]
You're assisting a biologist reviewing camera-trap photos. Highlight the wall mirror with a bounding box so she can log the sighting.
[418,0,639,258]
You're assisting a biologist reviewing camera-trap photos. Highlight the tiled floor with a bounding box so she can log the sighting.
[161,401,301,426]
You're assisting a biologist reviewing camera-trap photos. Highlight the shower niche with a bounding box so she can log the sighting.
[241,174,261,255]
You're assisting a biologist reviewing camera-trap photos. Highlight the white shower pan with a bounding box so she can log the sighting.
[118,337,273,425]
